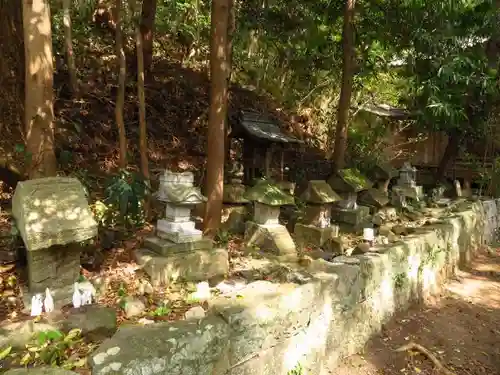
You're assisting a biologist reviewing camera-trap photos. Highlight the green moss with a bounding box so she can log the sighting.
[339,168,372,191]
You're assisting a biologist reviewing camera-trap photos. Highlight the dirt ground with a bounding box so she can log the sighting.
[330,247,500,375]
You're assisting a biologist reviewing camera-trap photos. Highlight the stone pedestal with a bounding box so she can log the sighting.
[331,205,370,227]
[294,223,339,248]
[244,221,297,260]
[222,182,249,234]
[139,170,229,285]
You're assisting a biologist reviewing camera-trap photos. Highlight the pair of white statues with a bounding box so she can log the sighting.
[30,282,96,316]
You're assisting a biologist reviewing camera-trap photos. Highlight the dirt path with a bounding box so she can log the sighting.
[330,247,500,375]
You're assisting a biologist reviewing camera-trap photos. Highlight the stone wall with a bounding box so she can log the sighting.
[91,200,494,375]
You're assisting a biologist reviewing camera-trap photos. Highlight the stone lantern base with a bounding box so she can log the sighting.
[331,205,370,227]
[294,223,339,248]
[244,221,297,260]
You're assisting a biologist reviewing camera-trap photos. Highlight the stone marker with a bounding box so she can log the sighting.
[12,177,97,307]
[328,168,372,228]
[295,180,341,251]
[392,162,424,201]
[243,180,297,259]
[222,166,249,234]
[357,188,390,209]
[136,170,228,286]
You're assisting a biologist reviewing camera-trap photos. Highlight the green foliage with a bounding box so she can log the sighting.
[150,303,172,317]
[4,329,89,369]
[287,362,305,375]
[214,229,231,247]
[102,169,148,228]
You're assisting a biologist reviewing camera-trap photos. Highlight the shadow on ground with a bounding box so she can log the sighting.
[331,248,500,375]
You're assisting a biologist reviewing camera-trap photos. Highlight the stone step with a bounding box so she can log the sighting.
[143,236,213,256]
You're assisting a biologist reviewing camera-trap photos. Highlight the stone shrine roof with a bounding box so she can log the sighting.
[244,180,295,206]
[12,177,97,252]
[156,185,206,204]
[328,168,373,193]
[236,110,302,144]
[300,180,341,204]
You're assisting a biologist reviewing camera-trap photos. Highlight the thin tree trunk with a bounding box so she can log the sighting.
[114,0,127,168]
[139,0,157,83]
[204,0,230,237]
[22,0,57,179]
[224,0,234,169]
[136,25,150,215]
[331,0,356,171]
[62,0,79,96]
[435,131,461,184]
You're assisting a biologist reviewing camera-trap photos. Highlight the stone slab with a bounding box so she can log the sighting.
[331,205,370,226]
[91,316,230,375]
[244,221,297,259]
[134,247,229,286]
[143,236,213,256]
[12,177,97,252]
[294,223,339,248]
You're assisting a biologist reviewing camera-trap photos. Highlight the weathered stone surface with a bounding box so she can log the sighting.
[357,188,389,208]
[372,207,398,226]
[61,304,117,339]
[301,180,342,204]
[12,177,97,252]
[134,248,229,286]
[331,205,370,226]
[244,181,295,206]
[327,168,372,194]
[25,244,81,293]
[123,297,146,318]
[244,221,297,259]
[91,316,230,375]
[3,369,79,375]
[254,202,281,225]
[0,320,59,349]
[223,183,249,203]
[143,236,213,256]
[294,223,339,248]
[97,200,493,375]
[302,204,332,227]
[222,205,248,234]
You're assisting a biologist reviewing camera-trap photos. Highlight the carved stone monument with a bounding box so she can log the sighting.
[243,181,297,260]
[294,180,342,251]
[328,168,371,227]
[12,177,98,307]
[135,170,228,286]
[392,162,423,201]
[222,161,249,234]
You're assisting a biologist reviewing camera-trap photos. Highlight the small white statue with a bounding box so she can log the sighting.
[30,294,43,317]
[81,289,93,306]
[72,282,82,308]
[43,288,54,313]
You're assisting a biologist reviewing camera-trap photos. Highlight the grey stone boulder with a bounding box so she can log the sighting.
[61,304,117,340]
[90,315,230,375]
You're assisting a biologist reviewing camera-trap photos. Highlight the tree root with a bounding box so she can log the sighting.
[395,342,457,375]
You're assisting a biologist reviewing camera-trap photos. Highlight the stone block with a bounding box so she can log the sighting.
[209,281,324,367]
[222,205,248,234]
[223,183,249,203]
[302,204,332,227]
[12,177,97,252]
[331,205,370,226]
[60,305,117,340]
[26,244,81,293]
[294,223,339,248]
[91,316,230,375]
[143,236,213,256]
[164,204,192,222]
[357,188,389,208]
[253,202,280,225]
[244,221,297,259]
[134,248,228,286]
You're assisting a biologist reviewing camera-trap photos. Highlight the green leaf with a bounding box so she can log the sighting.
[0,346,12,360]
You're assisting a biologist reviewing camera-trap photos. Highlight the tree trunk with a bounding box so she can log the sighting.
[139,0,157,83]
[22,0,57,179]
[204,0,230,237]
[62,0,79,96]
[136,25,150,215]
[226,0,235,85]
[435,131,461,184]
[114,0,127,168]
[331,0,356,171]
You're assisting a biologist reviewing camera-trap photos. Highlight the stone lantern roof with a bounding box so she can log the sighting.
[328,168,372,193]
[300,180,341,204]
[244,180,294,206]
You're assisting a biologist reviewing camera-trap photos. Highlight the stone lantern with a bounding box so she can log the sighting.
[393,162,423,202]
[243,181,297,260]
[294,180,341,248]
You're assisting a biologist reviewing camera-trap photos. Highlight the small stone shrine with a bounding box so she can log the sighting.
[392,162,423,201]
[294,180,341,249]
[327,168,371,227]
[136,170,228,286]
[369,162,398,193]
[222,160,249,234]
[243,180,297,260]
[12,177,97,306]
